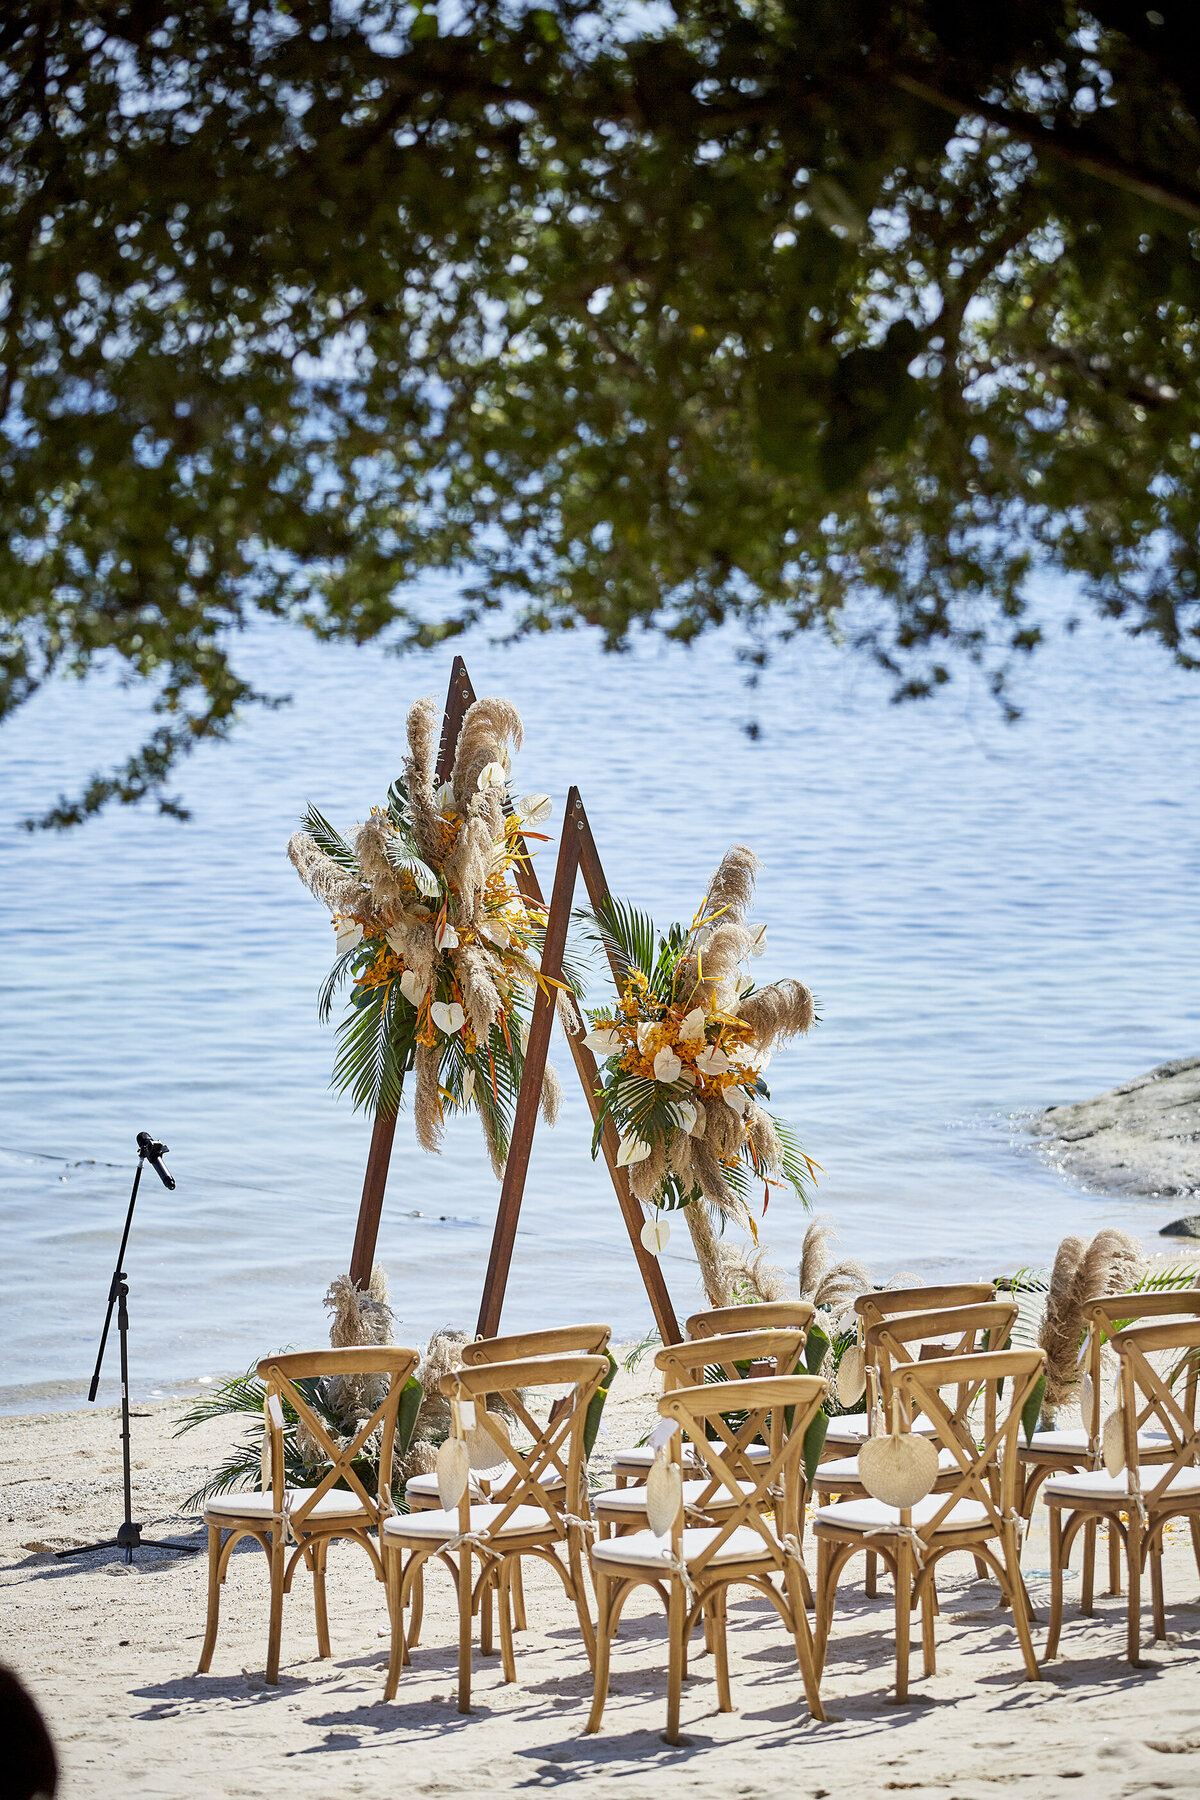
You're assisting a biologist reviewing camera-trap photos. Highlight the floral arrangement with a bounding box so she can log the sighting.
[287,694,565,1173]
[580,845,818,1293]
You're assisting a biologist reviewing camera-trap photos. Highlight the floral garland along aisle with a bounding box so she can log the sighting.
[287,694,568,1174]
[582,846,820,1307]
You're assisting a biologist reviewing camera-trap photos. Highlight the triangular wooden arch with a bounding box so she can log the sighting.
[346,657,681,1346]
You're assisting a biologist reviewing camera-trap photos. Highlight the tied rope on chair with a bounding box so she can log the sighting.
[861,1522,928,1568]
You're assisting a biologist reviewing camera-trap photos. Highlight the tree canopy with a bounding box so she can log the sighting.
[3,1,1199,821]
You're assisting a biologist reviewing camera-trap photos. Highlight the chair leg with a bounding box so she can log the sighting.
[480,1572,494,1658]
[1081,1518,1096,1616]
[197,1525,223,1674]
[383,1548,408,1701]
[865,1550,878,1598]
[1126,1518,1143,1667]
[1151,1537,1167,1641]
[920,1577,936,1677]
[893,1541,911,1703]
[567,1533,597,1668]
[266,1531,286,1685]
[1108,1517,1123,1595]
[511,1557,528,1632]
[457,1545,474,1714]
[585,1572,612,1735]
[784,1554,826,1722]
[498,1558,518,1684]
[312,1538,331,1659]
[1003,1527,1041,1682]
[813,1538,836,1678]
[665,1577,686,1745]
[710,1590,733,1713]
[408,1558,425,1647]
[1045,1506,1065,1660]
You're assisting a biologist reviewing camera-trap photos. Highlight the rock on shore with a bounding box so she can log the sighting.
[1029,1056,1200,1200]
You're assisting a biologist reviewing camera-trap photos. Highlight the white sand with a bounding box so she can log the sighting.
[6,1353,1200,1799]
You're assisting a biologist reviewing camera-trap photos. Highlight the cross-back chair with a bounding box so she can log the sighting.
[198,1345,420,1684]
[814,1348,1045,1704]
[607,1302,814,1490]
[593,1329,808,1542]
[1044,1315,1200,1666]
[822,1283,996,1452]
[587,1373,829,1742]
[381,1352,609,1712]
[1020,1290,1200,1609]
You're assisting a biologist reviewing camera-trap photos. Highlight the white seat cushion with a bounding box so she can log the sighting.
[815,1448,963,1486]
[1023,1426,1170,1456]
[814,1495,990,1534]
[1043,1465,1200,1505]
[609,1441,770,1476]
[594,1477,759,1515]
[823,1412,937,1444]
[404,1469,565,1504]
[592,1524,775,1571]
[382,1501,553,1543]
[204,1486,368,1523]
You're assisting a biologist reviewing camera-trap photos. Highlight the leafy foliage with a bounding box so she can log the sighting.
[4,4,1200,819]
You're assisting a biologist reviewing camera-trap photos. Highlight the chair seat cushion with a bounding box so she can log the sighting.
[815,1448,963,1487]
[382,1501,553,1543]
[594,1477,759,1515]
[608,1441,770,1477]
[204,1486,368,1523]
[1022,1426,1169,1457]
[823,1412,937,1445]
[404,1469,565,1505]
[1043,1465,1200,1504]
[592,1524,774,1571]
[814,1495,989,1534]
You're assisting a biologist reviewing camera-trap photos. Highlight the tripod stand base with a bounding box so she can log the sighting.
[56,1523,200,1565]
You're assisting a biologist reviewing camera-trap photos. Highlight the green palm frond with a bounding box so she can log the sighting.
[773,1115,816,1207]
[1135,1263,1200,1292]
[333,983,414,1115]
[577,896,659,986]
[318,945,364,1024]
[301,804,358,870]
[381,829,441,899]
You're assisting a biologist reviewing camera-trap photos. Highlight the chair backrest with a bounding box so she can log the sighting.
[854,1283,995,1330]
[686,1301,815,1344]
[894,1350,1046,1548]
[446,1353,610,1538]
[1082,1292,1200,1440]
[257,1346,421,1529]
[657,1375,828,1575]
[460,1323,612,1365]
[869,1302,1020,1447]
[1110,1318,1200,1501]
[655,1328,808,1390]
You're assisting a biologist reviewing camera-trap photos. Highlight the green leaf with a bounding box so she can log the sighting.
[802,1410,829,1486]
[300,805,358,870]
[1022,1373,1047,1447]
[804,1325,830,1374]
[396,1377,424,1455]
[583,1352,619,1458]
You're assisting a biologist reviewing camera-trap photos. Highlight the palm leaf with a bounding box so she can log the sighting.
[301,804,357,870]
[333,983,413,1115]
[381,828,441,899]
[576,896,659,986]
[318,945,363,1024]
[772,1115,816,1207]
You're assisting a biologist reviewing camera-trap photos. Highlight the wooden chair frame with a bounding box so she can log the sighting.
[1045,1316,1200,1667]
[587,1373,828,1742]
[814,1349,1044,1703]
[685,1300,816,1342]
[823,1284,996,1454]
[197,1345,420,1684]
[382,1352,609,1712]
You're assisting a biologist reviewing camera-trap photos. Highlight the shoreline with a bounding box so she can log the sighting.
[1029,1057,1200,1209]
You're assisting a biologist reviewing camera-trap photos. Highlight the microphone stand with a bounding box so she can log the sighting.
[57,1134,199,1564]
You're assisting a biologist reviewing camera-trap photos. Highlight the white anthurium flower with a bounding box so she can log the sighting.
[678,1066,699,1089]
[653,1047,682,1085]
[616,1134,653,1168]
[583,1026,624,1056]
[477,760,507,792]
[460,1067,475,1105]
[335,919,363,955]
[501,746,512,775]
[679,1007,706,1044]
[724,1085,749,1117]
[480,918,511,949]
[695,1044,731,1077]
[670,1099,697,1135]
[435,920,460,951]
[398,969,427,1007]
[433,780,455,812]
[640,1216,671,1255]
[688,1100,707,1138]
[385,925,408,955]
[636,1021,655,1052]
[749,924,767,957]
[518,793,552,825]
[430,1000,465,1036]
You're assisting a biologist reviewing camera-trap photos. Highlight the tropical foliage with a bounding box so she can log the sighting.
[579,845,818,1257]
[288,692,566,1172]
[6,4,1200,823]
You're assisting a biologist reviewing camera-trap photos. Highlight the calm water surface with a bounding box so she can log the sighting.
[1,602,1197,1410]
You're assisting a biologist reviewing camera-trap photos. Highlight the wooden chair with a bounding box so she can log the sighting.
[381,1352,609,1712]
[198,1345,420,1684]
[1044,1316,1200,1666]
[593,1329,808,1541]
[586,1373,829,1742]
[822,1283,996,1452]
[814,1349,1044,1703]
[608,1302,814,1489]
[1020,1290,1200,1609]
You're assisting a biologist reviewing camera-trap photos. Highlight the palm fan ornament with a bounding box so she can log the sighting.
[580,846,819,1303]
[288,694,565,1174]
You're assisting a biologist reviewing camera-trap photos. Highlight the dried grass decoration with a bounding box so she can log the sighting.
[288,694,571,1174]
[580,846,820,1303]
[857,1397,939,1510]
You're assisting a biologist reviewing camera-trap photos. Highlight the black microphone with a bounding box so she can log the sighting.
[136,1131,176,1191]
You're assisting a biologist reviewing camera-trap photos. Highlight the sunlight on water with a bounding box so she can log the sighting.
[1,598,1196,1408]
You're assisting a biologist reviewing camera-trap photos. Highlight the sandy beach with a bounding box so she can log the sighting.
[7,1346,1200,1800]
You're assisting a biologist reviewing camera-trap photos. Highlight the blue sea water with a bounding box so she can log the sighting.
[1,598,1197,1411]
